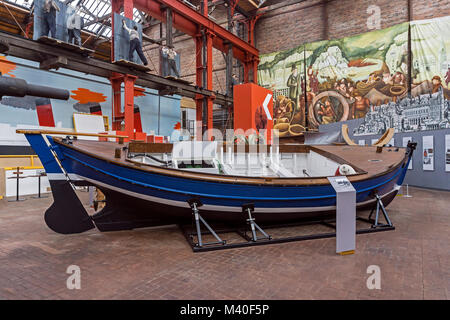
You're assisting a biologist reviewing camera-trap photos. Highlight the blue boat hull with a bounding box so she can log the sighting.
[23,134,415,234]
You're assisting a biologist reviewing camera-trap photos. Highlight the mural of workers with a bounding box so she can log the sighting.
[353,94,371,119]
[286,64,299,109]
[311,91,348,127]
[317,98,335,124]
[307,66,319,94]
[254,104,268,132]
[258,16,450,135]
[445,67,450,89]
[432,75,443,94]
[274,96,293,122]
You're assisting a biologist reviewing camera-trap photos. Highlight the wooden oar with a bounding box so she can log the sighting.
[16,129,128,139]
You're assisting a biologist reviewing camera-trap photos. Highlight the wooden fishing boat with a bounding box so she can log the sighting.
[17,129,416,235]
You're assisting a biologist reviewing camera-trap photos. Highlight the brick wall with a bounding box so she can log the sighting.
[255,0,450,55]
[141,0,450,93]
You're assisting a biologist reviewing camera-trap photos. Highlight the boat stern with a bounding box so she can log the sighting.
[17,130,95,234]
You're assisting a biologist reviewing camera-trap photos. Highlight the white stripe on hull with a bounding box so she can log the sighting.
[47,173,66,180]
[77,175,397,214]
[47,173,83,181]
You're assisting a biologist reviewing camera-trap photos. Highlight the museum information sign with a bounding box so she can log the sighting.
[422,135,434,171]
[327,176,356,254]
[403,137,413,170]
[445,135,450,172]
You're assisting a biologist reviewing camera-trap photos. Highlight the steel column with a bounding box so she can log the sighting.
[244,14,262,83]
[111,0,121,62]
[109,73,124,131]
[123,0,134,18]
[109,0,260,136]
[166,7,173,47]
[253,57,259,83]
[109,72,137,139]
[206,30,214,138]
[195,35,204,141]
[202,28,207,138]
[203,0,214,139]
[133,0,258,63]
[243,61,249,83]
[124,75,137,140]
[225,2,234,96]
[111,0,136,140]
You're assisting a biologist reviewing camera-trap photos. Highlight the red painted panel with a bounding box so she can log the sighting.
[115,130,128,142]
[90,104,103,115]
[233,83,274,144]
[134,107,143,132]
[134,132,146,142]
[36,103,55,127]
[146,135,164,143]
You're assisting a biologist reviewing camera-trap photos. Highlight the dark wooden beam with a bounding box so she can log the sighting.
[39,56,68,70]
[209,0,225,7]
[166,7,173,47]
[137,10,148,24]
[224,0,250,18]
[0,31,232,105]
[83,13,111,28]
[158,85,183,96]
[80,3,96,19]
[146,30,184,45]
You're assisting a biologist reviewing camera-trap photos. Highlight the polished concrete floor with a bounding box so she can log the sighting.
[0,186,448,300]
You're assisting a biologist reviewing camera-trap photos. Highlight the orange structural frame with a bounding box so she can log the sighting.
[110,0,260,140]
[233,83,274,144]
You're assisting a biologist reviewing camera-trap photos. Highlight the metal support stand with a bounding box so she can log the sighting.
[368,194,393,228]
[241,204,271,242]
[7,167,26,202]
[180,213,395,253]
[403,184,413,198]
[178,190,394,253]
[187,199,226,247]
[32,171,48,199]
[88,186,94,206]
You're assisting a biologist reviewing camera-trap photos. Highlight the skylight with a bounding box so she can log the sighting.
[5,0,148,39]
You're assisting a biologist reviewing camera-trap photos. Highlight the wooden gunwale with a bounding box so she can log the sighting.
[51,137,408,187]
[16,129,128,139]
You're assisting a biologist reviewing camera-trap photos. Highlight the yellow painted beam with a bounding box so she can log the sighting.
[16,129,127,138]
[3,166,44,170]
[338,250,355,256]
[0,155,39,158]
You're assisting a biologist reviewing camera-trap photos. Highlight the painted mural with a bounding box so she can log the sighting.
[354,16,450,136]
[306,23,409,129]
[258,22,412,135]
[258,46,307,137]
[0,55,181,147]
[259,16,450,137]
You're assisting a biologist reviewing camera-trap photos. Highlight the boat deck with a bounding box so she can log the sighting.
[57,138,407,185]
[313,144,406,177]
